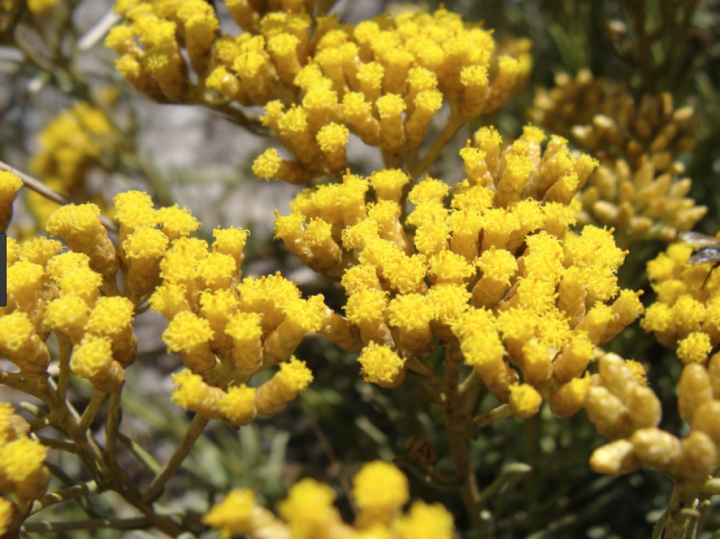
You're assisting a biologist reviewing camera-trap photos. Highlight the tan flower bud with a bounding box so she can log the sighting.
[585,386,627,439]
[674,431,717,484]
[708,352,720,397]
[691,400,720,446]
[589,439,639,476]
[677,363,713,424]
[626,385,662,430]
[549,376,592,418]
[630,428,680,471]
[598,353,636,403]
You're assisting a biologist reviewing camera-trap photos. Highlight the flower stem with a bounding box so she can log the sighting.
[80,390,108,430]
[409,111,466,179]
[30,481,98,515]
[142,413,209,503]
[473,404,513,430]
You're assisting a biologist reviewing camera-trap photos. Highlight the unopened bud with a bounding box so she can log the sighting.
[626,385,662,430]
[585,386,627,439]
[589,439,639,476]
[674,431,717,484]
[598,353,636,403]
[691,400,720,446]
[630,428,680,471]
[549,376,592,418]
[677,363,713,424]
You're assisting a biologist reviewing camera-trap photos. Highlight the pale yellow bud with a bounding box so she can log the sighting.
[589,440,639,476]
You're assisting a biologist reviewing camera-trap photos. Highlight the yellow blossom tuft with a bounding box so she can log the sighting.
[212,226,249,264]
[626,360,648,385]
[278,478,337,538]
[509,383,543,418]
[353,461,409,518]
[276,357,314,392]
[0,437,47,482]
[70,334,114,379]
[170,369,223,418]
[358,342,405,386]
[162,311,214,352]
[0,312,36,352]
[113,191,158,230]
[85,297,135,339]
[203,489,257,539]
[371,169,410,202]
[388,294,434,332]
[18,238,62,267]
[46,252,90,282]
[219,384,257,426]
[477,248,518,285]
[677,332,712,364]
[397,501,455,539]
[123,228,169,259]
[156,205,200,240]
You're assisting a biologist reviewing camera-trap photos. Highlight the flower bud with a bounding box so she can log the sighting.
[674,431,717,484]
[691,400,720,446]
[677,363,713,424]
[584,386,627,440]
[509,383,543,418]
[589,440,639,476]
[630,428,680,471]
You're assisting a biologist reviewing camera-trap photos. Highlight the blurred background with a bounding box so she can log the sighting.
[3,0,720,537]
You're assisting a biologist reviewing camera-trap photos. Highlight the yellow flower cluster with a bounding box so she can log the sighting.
[641,241,720,361]
[106,3,529,180]
[250,8,530,180]
[590,352,720,485]
[0,405,50,519]
[204,460,454,539]
[102,190,347,426]
[1,209,137,389]
[529,71,704,244]
[27,102,115,227]
[274,124,643,417]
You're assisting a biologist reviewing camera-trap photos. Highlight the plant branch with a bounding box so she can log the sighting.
[117,433,162,475]
[142,413,209,503]
[0,160,117,232]
[442,341,483,532]
[409,110,465,179]
[473,404,513,431]
[34,435,76,453]
[80,390,108,430]
[29,481,98,515]
[22,517,150,533]
[55,332,73,403]
[104,390,122,467]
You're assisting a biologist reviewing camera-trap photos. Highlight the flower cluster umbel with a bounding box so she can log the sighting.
[274,124,645,423]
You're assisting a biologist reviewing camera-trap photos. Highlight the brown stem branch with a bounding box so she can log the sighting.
[29,481,98,515]
[80,390,108,430]
[104,390,122,468]
[34,435,76,453]
[0,159,117,232]
[473,404,513,430]
[442,341,483,532]
[142,413,209,503]
[409,110,465,179]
